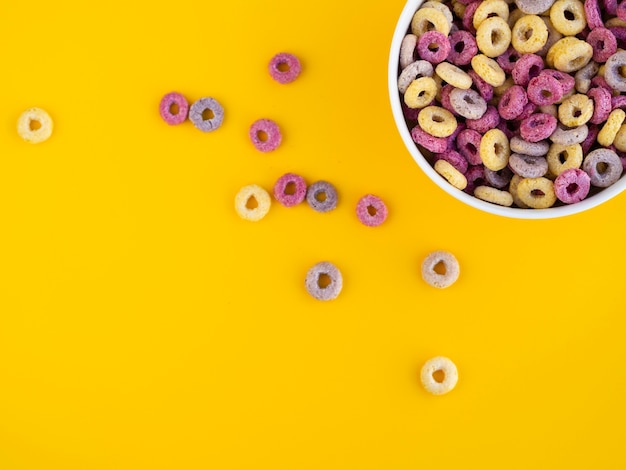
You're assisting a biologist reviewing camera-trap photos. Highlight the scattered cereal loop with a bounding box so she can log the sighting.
[421,250,460,289]
[305,261,343,301]
[189,97,224,132]
[306,181,338,213]
[249,119,282,152]
[420,356,458,396]
[273,173,307,207]
[268,52,302,84]
[356,194,388,227]
[234,184,271,222]
[17,107,53,144]
[159,92,188,125]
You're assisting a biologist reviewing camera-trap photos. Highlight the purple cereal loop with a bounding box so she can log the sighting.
[604,0,618,15]
[447,30,478,66]
[605,50,626,91]
[510,136,551,156]
[434,149,469,174]
[273,173,307,207]
[466,106,500,133]
[540,69,576,94]
[159,92,189,125]
[411,124,448,153]
[509,153,549,177]
[527,75,564,106]
[520,113,558,143]
[554,168,591,203]
[468,70,494,101]
[464,165,486,194]
[449,88,487,119]
[618,0,626,20]
[584,0,604,30]
[189,97,224,132]
[515,102,537,122]
[268,52,301,84]
[612,95,626,110]
[457,129,483,165]
[440,84,458,115]
[306,181,338,213]
[249,119,282,152]
[462,2,481,34]
[608,26,626,49]
[581,124,600,153]
[496,47,522,74]
[512,54,544,87]
[402,101,421,122]
[356,194,388,227]
[446,122,466,150]
[484,166,513,188]
[587,28,618,63]
[582,148,623,187]
[588,87,612,125]
[498,85,529,120]
[418,31,452,65]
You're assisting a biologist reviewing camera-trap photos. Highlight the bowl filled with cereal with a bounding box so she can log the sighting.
[389,0,626,218]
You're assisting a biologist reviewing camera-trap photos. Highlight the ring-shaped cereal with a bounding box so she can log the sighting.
[305,261,343,301]
[417,106,458,137]
[473,186,514,206]
[273,173,307,207]
[189,97,224,132]
[249,119,282,152]
[434,159,468,190]
[447,30,478,66]
[549,37,593,72]
[398,60,434,94]
[411,8,451,38]
[582,148,624,187]
[549,123,588,145]
[540,69,575,95]
[400,34,418,69]
[587,28,617,63]
[476,16,512,57]
[598,109,626,147]
[472,0,509,29]
[509,153,549,178]
[498,85,528,120]
[520,113,557,143]
[515,0,556,14]
[479,128,510,170]
[554,168,591,203]
[411,124,448,153]
[484,167,513,188]
[557,94,593,127]
[457,128,484,165]
[549,0,587,36]
[464,165,486,195]
[449,88,487,119]
[604,51,626,92]
[516,177,558,208]
[510,136,550,156]
[356,194,388,227]
[588,87,612,125]
[613,123,626,152]
[159,92,189,125]
[306,181,338,213]
[584,0,604,30]
[509,174,530,208]
[527,75,563,106]
[422,1,454,28]
[435,62,472,89]
[417,31,452,65]
[471,54,506,86]
[511,54,545,87]
[268,52,301,84]
[421,356,459,395]
[547,143,583,177]
[404,77,438,109]
[234,184,271,222]
[421,251,460,289]
[511,15,548,54]
[17,107,53,144]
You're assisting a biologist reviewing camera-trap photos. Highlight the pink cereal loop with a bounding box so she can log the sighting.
[356,194,388,227]
[417,31,451,64]
[554,168,591,203]
[589,87,612,124]
[584,0,604,30]
[249,119,282,152]
[268,52,302,84]
[159,92,189,125]
[587,28,618,62]
[411,124,448,153]
[273,173,307,207]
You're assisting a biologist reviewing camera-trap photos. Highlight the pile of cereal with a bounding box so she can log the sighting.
[397,0,626,208]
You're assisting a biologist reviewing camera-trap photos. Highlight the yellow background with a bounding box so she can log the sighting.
[1,1,625,468]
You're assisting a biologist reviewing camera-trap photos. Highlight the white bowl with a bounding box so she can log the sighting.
[388,0,626,219]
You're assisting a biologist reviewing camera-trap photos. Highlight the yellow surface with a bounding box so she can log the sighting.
[1,1,625,469]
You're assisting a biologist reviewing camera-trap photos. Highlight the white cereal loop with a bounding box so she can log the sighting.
[421,250,460,289]
[400,34,418,69]
[421,356,459,395]
[17,107,53,144]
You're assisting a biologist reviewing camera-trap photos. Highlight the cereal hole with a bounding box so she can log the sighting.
[573,108,582,118]
[432,114,445,123]
[474,177,486,186]
[256,130,268,142]
[317,273,331,289]
[418,90,426,97]
[201,108,214,121]
[428,43,439,52]
[486,12,497,19]
[563,9,576,21]
[454,42,465,53]
[315,191,327,202]
[529,65,541,79]
[619,66,626,78]
[367,205,377,216]
[541,89,552,98]
[466,142,477,154]
[569,57,587,69]
[432,369,446,383]
[559,151,569,163]
[599,40,605,50]
[425,21,436,32]
[597,161,609,173]
[277,61,290,72]
[284,182,296,195]
[463,95,475,104]
[29,119,41,131]
[491,30,501,45]
[433,260,447,275]
[246,195,258,209]
[494,142,504,155]
[567,182,579,193]
[531,189,546,197]
[523,28,533,41]
[169,103,179,115]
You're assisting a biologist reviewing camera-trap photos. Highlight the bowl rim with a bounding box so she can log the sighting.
[388,0,626,219]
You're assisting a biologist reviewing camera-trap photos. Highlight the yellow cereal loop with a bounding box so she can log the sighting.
[511,15,548,54]
[451,0,466,19]
[474,186,514,206]
[516,177,557,208]
[411,8,451,38]
[598,109,626,147]
[435,62,472,89]
[548,37,593,72]
[417,106,458,137]
[404,76,438,109]
[479,128,510,170]
[17,107,53,144]
[509,174,530,208]
[471,54,506,87]
[473,0,510,30]
[547,143,583,177]
[549,0,586,36]
[235,184,272,221]
[557,94,594,127]
[606,17,626,28]
[476,16,512,57]
[422,1,454,28]
[613,123,626,152]
[434,159,468,190]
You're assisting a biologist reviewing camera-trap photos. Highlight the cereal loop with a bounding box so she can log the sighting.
[548,37,593,72]
[613,123,626,152]
[249,119,282,152]
[516,177,558,208]
[411,124,448,153]
[509,174,530,207]
[421,356,459,395]
[404,77,438,109]
[434,159,468,190]
[598,109,626,146]
[476,16,512,57]
[17,107,53,144]
[474,186,514,206]
[159,92,188,125]
[554,168,591,203]
[520,113,558,143]
[417,31,452,64]
[449,88,488,119]
[515,0,556,14]
[273,173,307,207]
[305,261,343,301]
[356,194,388,227]
[189,97,224,132]
[587,28,618,63]
[471,54,506,86]
[268,53,301,84]
[306,181,338,213]
[509,153,549,177]
[398,60,435,94]
[473,0,510,29]
[547,143,583,177]
[549,0,587,36]
[512,15,549,53]
[582,148,623,187]
[510,135,550,156]
[234,184,271,222]
[411,8,451,38]
[447,31,478,66]
[558,94,594,127]
[479,128,510,170]
[435,62,472,89]
[418,106,458,137]
[604,51,626,92]
[421,251,460,289]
